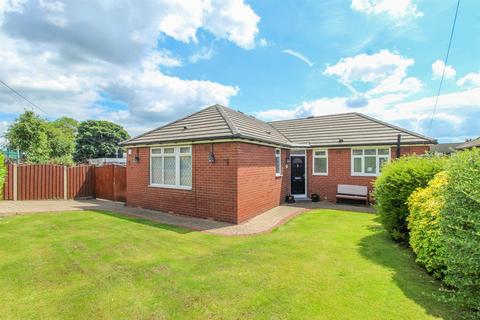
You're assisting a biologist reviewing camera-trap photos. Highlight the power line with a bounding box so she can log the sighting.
[0,79,50,116]
[427,0,461,134]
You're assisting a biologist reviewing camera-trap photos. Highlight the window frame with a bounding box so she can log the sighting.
[351,147,391,177]
[312,148,328,176]
[150,146,192,190]
[275,148,282,176]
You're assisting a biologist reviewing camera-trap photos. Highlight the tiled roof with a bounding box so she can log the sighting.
[121,105,290,146]
[122,105,436,147]
[269,113,435,147]
[455,137,480,149]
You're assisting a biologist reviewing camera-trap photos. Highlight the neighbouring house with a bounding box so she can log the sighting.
[121,104,435,224]
[455,137,480,150]
[430,142,462,155]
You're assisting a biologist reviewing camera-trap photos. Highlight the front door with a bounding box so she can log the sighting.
[291,156,306,196]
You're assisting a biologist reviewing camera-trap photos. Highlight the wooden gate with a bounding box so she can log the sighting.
[94,164,126,202]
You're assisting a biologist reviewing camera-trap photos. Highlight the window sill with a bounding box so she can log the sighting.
[149,184,192,191]
[351,173,379,177]
[312,173,328,176]
[275,174,283,177]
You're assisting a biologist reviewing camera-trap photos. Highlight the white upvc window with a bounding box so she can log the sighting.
[150,146,192,189]
[351,147,390,177]
[313,149,328,175]
[275,148,282,176]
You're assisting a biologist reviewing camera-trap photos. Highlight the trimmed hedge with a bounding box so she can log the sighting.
[0,154,5,200]
[407,171,448,278]
[374,155,446,243]
[440,148,480,311]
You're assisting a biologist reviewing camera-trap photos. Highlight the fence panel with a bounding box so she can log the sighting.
[2,163,126,201]
[2,163,14,200]
[17,164,65,200]
[68,165,95,199]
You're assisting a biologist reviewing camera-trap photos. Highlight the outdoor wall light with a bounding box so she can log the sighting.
[133,148,140,162]
[208,152,216,163]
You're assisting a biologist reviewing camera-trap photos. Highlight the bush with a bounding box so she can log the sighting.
[440,148,480,311]
[374,155,446,243]
[407,171,448,278]
[0,154,5,200]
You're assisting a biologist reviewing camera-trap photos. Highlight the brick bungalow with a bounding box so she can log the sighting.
[121,104,435,224]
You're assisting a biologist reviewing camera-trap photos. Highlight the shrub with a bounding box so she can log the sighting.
[407,171,448,278]
[374,155,446,243]
[440,148,480,311]
[0,154,5,200]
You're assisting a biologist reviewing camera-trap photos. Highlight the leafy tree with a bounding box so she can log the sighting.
[47,117,78,165]
[74,120,129,162]
[5,111,51,163]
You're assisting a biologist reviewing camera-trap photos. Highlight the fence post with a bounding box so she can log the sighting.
[13,164,17,201]
[63,166,68,200]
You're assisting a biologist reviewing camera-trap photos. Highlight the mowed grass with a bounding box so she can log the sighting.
[0,209,458,319]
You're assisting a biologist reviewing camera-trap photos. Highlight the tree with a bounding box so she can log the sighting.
[47,117,78,165]
[5,111,51,163]
[74,120,130,162]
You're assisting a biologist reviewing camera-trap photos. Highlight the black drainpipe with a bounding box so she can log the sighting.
[396,134,401,158]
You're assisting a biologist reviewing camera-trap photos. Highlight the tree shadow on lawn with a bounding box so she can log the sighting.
[358,219,459,320]
[91,210,193,235]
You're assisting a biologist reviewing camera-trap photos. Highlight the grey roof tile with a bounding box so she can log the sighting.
[455,137,480,149]
[269,113,435,146]
[121,106,436,147]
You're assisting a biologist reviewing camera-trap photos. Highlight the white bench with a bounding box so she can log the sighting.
[336,184,369,205]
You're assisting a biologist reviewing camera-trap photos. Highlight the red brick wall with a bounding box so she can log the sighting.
[308,145,429,201]
[126,143,238,223]
[126,142,429,223]
[236,143,289,223]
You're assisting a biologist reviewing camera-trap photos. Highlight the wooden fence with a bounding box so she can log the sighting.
[2,163,125,202]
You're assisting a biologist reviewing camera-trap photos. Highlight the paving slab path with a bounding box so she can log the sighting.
[0,199,374,236]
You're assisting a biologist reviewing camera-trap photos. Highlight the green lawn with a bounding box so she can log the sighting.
[0,209,459,319]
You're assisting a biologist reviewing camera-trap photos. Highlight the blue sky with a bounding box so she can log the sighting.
[0,0,479,143]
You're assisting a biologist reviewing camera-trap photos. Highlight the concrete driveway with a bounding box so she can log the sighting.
[0,199,373,236]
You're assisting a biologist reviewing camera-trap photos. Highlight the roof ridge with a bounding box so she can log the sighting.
[120,105,218,145]
[218,104,292,143]
[215,104,239,136]
[355,113,436,143]
[268,112,358,123]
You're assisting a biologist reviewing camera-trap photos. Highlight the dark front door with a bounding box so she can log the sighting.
[291,156,306,195]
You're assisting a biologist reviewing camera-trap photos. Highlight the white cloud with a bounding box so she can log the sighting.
[202,0,260,49]
[258,38,268,47]
[259,49,479,142]
[282,49,313,67]
[189,46,215,63]
[432,60,456,80]
[324,49,422,96]
[351,0,423,19]
[457,71,480,87]
[258,87,480,141]
[0,120,9,147]
[0,0,254,135]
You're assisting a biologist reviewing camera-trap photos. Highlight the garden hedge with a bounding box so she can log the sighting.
[0,154,5,200]
[374,155,446,243]
[407,171,448,278]
[440,148,480,312]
